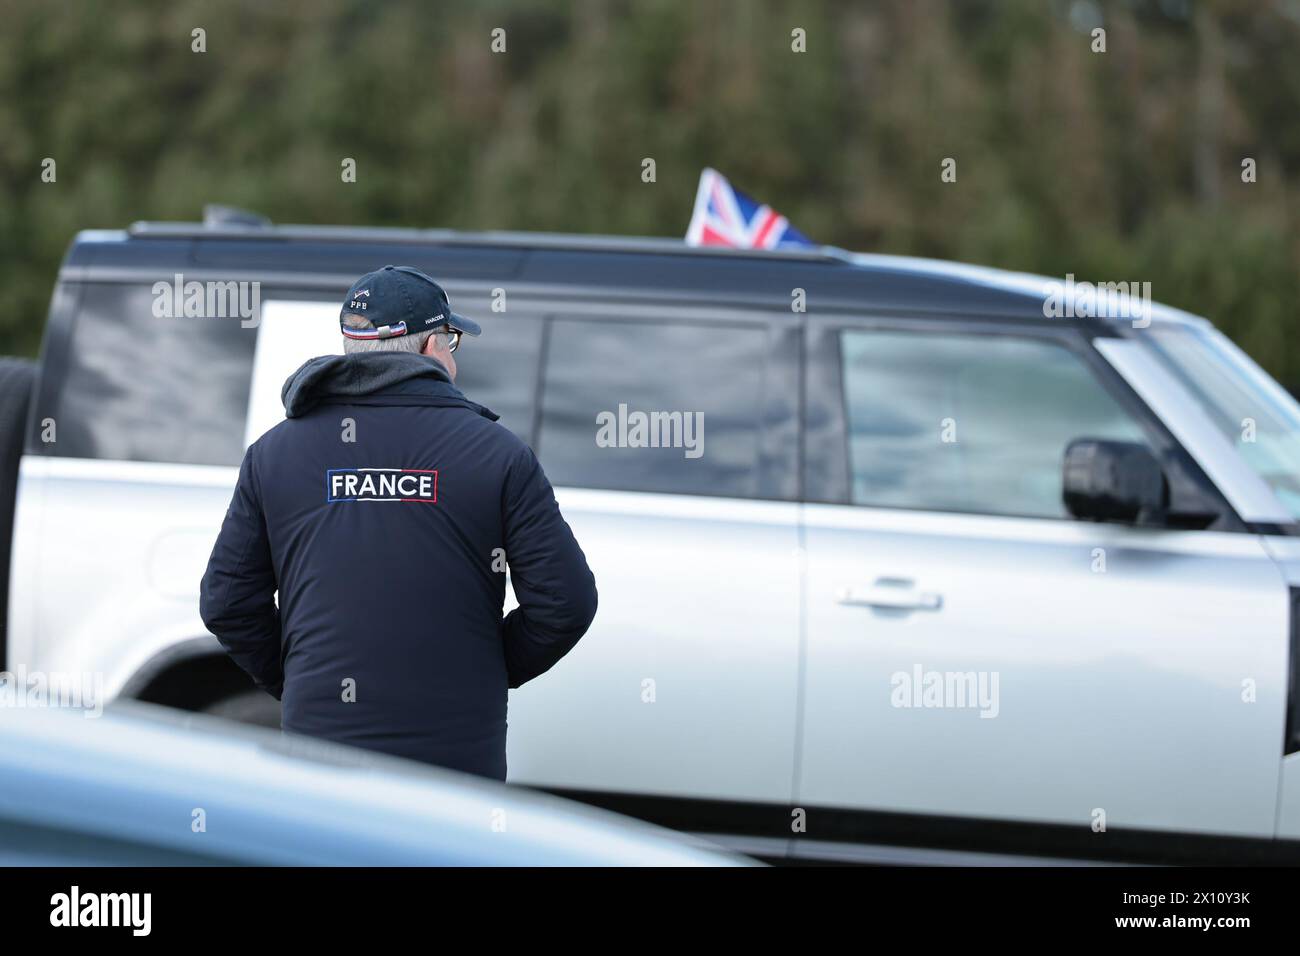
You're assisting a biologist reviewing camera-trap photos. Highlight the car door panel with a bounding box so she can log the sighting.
[508,490,801,802]
[800,504,1286,835]
[505,310,802,804]
[797,318,1289,837]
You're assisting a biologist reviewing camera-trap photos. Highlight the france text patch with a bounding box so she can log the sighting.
[327,467,438,504]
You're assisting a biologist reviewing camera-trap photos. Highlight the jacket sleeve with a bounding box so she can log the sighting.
[199,444,284,699]
[500,444,598,689]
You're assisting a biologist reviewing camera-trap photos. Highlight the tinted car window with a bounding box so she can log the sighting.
[840,330,1148,518]
[49,282,255,466]
[451,312,543,446]
[538,318,770,498]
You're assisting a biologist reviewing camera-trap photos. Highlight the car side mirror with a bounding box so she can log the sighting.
[1062,439,1167,524]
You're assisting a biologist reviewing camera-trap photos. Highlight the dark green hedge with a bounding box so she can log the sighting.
[3,0,1297,387]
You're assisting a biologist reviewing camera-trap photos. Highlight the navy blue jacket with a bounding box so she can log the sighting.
[199,352,597,780]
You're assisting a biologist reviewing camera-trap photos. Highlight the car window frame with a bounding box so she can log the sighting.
[532,307,800,502]
[25,278,83,456]
[803,312,1243,531]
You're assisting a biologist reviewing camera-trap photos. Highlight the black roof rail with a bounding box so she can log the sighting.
[123,216,856,263]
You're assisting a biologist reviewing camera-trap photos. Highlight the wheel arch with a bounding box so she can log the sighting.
[120,636,258,711]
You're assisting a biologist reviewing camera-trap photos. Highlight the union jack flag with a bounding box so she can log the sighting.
[685,168,815,250]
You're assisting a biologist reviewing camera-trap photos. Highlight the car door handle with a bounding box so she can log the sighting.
[835,581,943,612]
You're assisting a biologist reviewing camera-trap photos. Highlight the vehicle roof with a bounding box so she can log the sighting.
[0,702,749,866]
[62,218,1208,327]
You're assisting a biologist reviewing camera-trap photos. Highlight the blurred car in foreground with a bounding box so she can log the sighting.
[0,701,751,866]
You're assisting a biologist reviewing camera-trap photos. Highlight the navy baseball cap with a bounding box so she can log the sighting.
[340,265,482,341]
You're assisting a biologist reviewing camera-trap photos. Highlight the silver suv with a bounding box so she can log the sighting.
[6,215,1300,863]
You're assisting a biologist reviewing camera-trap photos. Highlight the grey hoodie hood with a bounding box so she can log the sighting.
[281,352,496,420]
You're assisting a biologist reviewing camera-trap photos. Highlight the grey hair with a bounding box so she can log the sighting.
[342,313,449,355]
